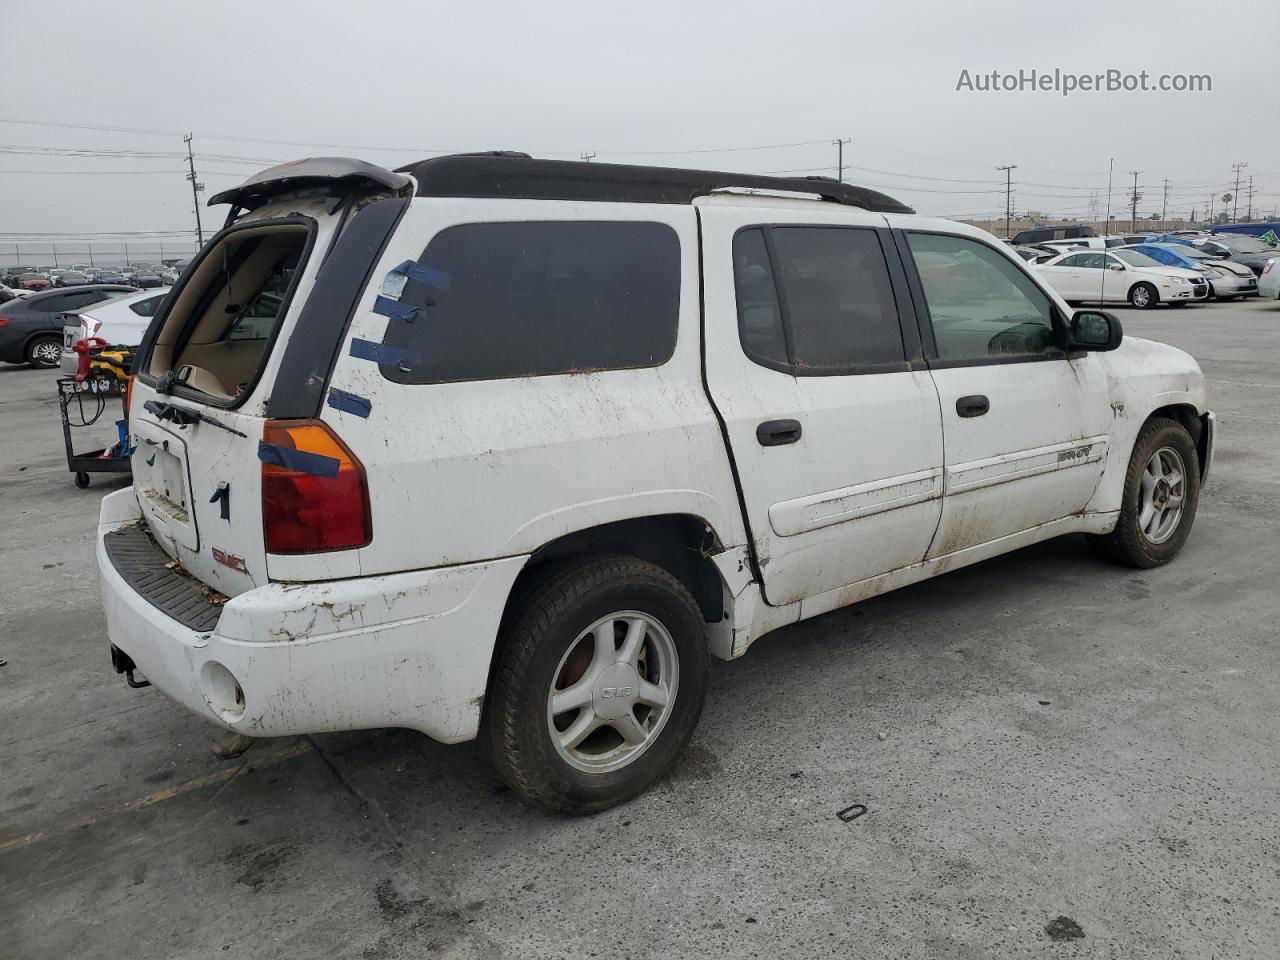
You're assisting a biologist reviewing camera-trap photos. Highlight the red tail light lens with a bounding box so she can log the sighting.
[0,318,10,326]
[261,419,371,554]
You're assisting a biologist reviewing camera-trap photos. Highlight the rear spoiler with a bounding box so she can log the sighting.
[208,157,411,215]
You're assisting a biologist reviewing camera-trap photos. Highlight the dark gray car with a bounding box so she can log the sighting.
[1190,234,1279,275]
[0,285,139,367]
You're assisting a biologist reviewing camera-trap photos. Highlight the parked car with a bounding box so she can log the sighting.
[1163,233,1280,275]
[15,272,51,291]
[1259,257,1280,300]
[1037,248,1209,307]
[58,287,170,375]
[1126,243,1258,299]
[0,281,31,305]
[1011,244,1058,263]
[0,284,138,366]
[98,155,1214,814]
[56,271,92,287]
[1011,225,1097,245]
[1212,222,1280,245]
[160,261,189,284]
[94,269,127,284]
[127,267,164,288]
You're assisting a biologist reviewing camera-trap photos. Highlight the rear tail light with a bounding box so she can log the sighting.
[0,317,9,326]
[261,419,371,554]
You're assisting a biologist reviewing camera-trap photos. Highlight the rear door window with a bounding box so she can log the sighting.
[731,225,906,374]
[378,221,680,384]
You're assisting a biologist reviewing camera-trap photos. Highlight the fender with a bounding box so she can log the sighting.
[1084,336,1207,516]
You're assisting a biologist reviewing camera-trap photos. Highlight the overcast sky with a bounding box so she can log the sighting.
[2,0,1277,259]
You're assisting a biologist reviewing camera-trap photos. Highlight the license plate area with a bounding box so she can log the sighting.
[131,422,199,552]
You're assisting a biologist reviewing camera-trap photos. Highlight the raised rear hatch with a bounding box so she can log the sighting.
[126,160,410,596]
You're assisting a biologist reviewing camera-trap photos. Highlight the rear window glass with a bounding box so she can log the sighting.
[378,221,680,384]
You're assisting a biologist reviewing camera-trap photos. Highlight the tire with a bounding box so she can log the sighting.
[1087,417,1200,568]
[1128,283,1158,309]
[484,553,709,814]
[25,334,61,368]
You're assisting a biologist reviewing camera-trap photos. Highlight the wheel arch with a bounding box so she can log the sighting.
[1148,402,1210,480]
[511,514,728,626]
[478,514,736,722]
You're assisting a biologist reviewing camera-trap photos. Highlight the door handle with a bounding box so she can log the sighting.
[756,419,802,446]
[956,395,989,418]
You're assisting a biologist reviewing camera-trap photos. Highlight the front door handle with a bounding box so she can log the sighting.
[756,418,802,446]
[956,395,989,418]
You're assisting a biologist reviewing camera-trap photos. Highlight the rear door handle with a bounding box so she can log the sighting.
[756,419,802,446]
[956,395,989,418]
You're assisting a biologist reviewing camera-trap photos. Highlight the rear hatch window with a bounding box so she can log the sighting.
[142,219,313,404]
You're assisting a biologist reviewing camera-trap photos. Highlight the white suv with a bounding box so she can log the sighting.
[98,155,1215,813]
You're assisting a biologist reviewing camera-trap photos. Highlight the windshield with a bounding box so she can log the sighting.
[1112,250,1162,268]
[1174,247,1213,260]
[1215,234,1272,253]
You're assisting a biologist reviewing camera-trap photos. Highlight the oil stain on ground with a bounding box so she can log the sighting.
[1045,916,1085,941]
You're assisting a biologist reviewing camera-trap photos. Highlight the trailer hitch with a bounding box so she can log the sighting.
[110,644,151,689]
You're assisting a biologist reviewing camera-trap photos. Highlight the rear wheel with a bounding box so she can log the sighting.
[25,334,61,368]
[484,554,709,814]
[1087,417,1200,568]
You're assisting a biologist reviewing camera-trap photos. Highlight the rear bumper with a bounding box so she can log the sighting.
[97,487,527,743]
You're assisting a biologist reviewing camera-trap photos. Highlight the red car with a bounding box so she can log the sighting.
[16,273,50,291]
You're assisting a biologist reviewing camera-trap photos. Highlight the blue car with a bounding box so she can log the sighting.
[1128,243,1259,299]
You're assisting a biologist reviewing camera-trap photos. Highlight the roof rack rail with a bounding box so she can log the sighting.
[395,153,914,214]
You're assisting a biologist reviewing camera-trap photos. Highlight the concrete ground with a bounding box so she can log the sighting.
[2,298,1278,959]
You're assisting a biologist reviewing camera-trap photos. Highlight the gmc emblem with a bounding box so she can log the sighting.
[601,686,633,699]
[212,547,249,574]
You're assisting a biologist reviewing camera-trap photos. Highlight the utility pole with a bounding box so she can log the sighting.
[1128,171,1142,232]
[1207,194,1214,226]
[88,243,94,267]
[1230,161,1247,221]
[185,133,204,246]
[52,243,58,267]
[996,164,1017,238]
[832,137,850,182]
[579,152,596,163]
[1246,176,1255,221]
[1161,179,1170,231]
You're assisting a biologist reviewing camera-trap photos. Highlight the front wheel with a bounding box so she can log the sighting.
[1128,282,1158,309]
[484,554,709,814]
[1087,417,1200,568]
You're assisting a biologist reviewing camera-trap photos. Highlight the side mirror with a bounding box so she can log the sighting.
[1108,263,1125,271]
[1068,310,1123,352]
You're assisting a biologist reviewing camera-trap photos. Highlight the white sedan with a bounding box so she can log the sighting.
[58,287,170,375]
[1036,249,1209,309]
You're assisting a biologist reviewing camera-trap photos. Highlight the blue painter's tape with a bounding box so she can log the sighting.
[327,387,372,419]
[257,442,340,478]
[349,337,420,369]
[372,295,421,322]
[392,260,451,291]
